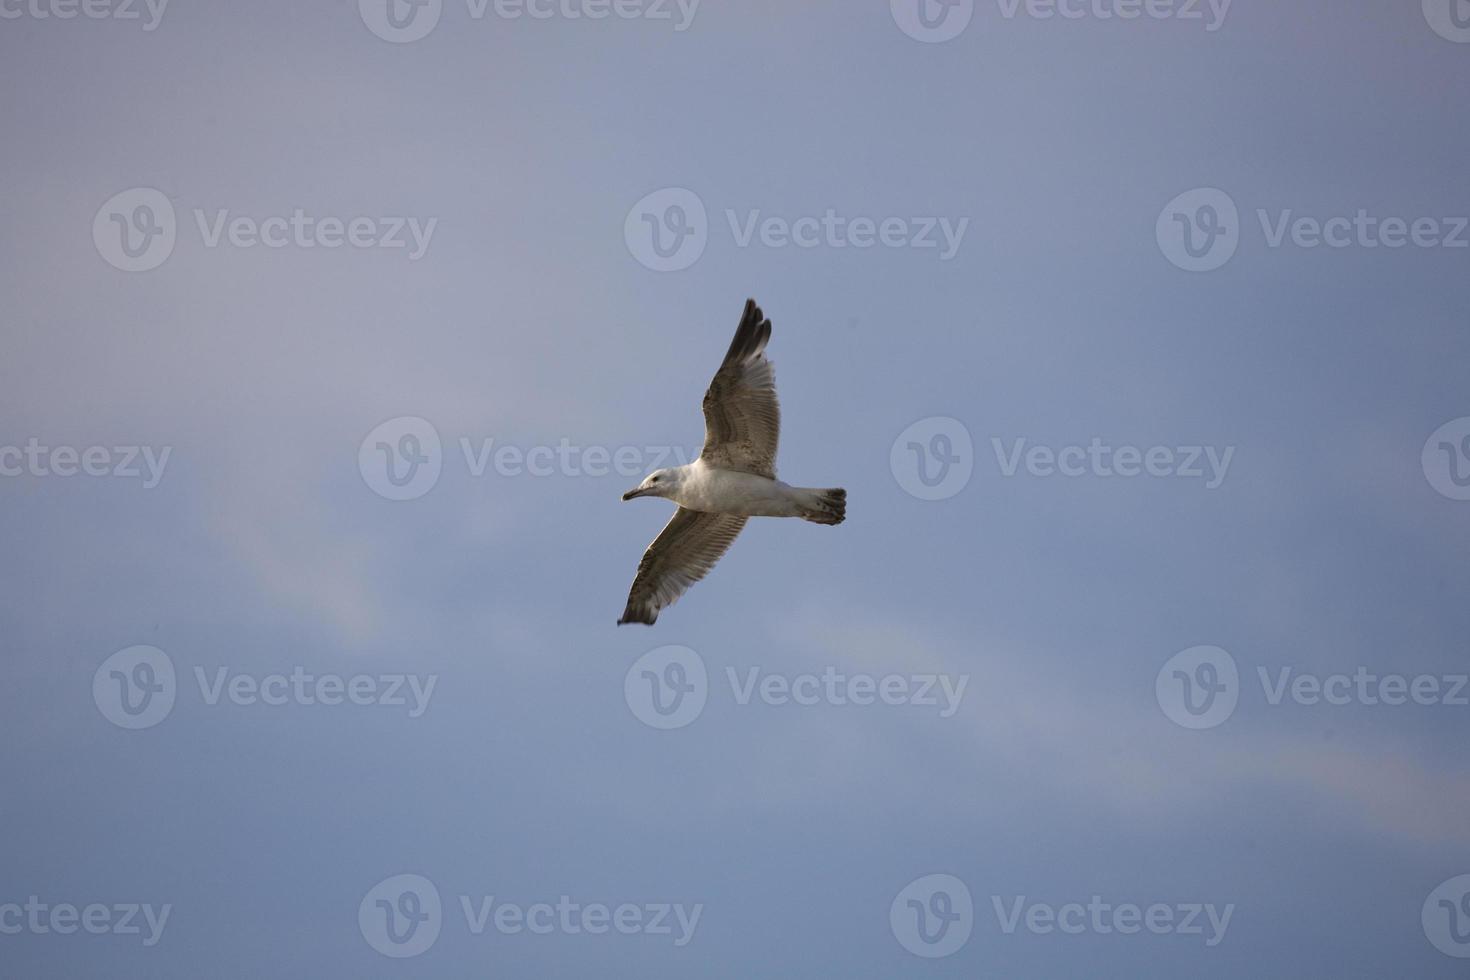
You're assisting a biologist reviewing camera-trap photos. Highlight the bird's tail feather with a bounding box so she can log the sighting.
[799,488,846,525]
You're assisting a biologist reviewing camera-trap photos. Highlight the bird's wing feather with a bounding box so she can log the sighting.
[618,508,748,625]
[700,298,780,478]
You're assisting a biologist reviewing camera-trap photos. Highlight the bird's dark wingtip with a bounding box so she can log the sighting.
[617,607,657,626]
[740,297,764,330]
[724,298,771,365]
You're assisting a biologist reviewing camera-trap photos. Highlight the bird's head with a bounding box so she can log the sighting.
[622,468,679,501]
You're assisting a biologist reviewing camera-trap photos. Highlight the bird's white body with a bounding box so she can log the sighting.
[658,460,809,518]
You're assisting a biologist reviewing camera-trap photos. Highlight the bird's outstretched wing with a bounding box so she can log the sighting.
[618,508,748,625]
[700,298,780,478]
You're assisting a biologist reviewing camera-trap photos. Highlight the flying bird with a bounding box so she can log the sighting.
[617,300,846,625]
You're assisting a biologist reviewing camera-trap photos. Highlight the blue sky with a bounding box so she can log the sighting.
[3,0,1470,976]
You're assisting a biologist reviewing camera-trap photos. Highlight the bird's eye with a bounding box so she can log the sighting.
[651,476,660,482]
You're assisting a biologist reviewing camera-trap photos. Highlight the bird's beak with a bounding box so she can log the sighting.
[622,487,645,501]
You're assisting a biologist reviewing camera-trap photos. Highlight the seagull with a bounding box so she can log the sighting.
[617,299,847,626]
